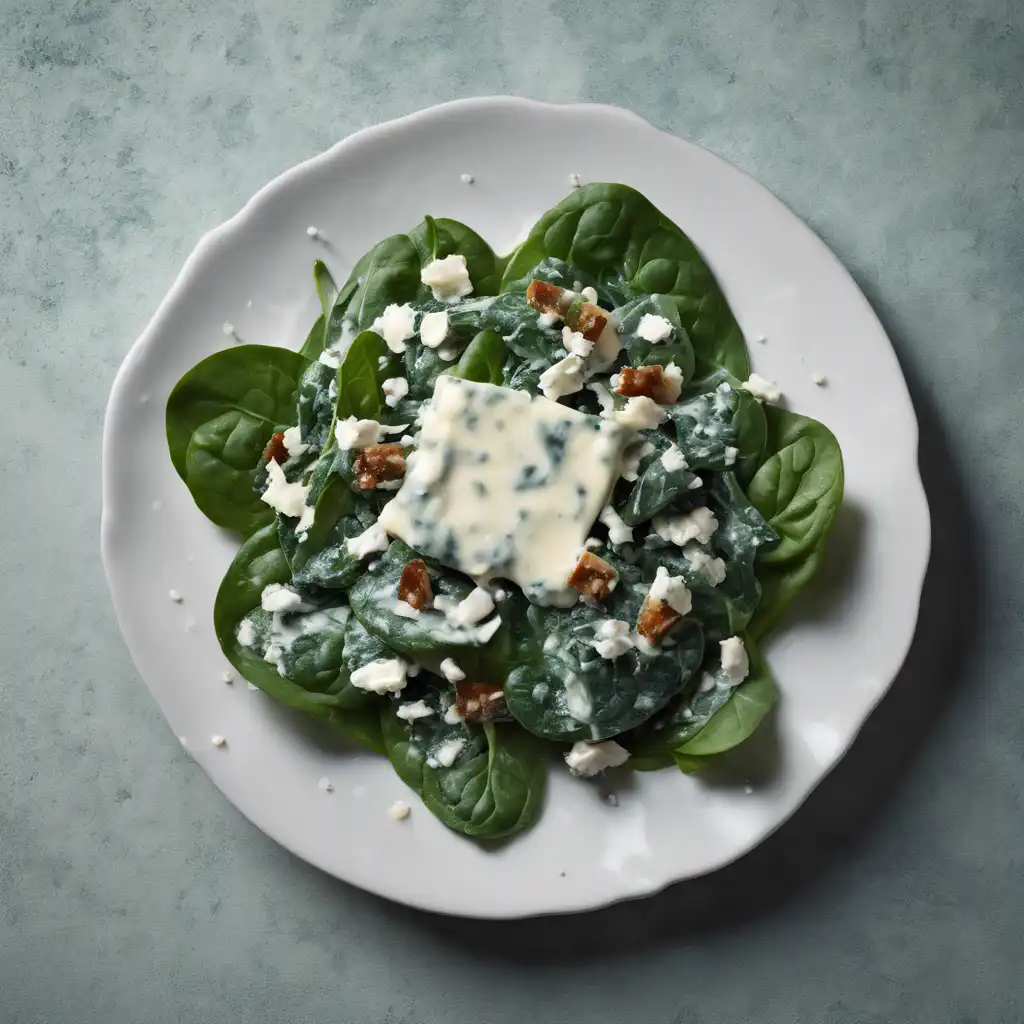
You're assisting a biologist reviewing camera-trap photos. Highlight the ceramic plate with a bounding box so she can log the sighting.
[102,97,930,918]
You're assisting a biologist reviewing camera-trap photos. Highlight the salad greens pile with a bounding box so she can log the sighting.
[166,184,843,840]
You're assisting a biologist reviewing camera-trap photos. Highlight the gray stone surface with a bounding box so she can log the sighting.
[1,0,1021,1021]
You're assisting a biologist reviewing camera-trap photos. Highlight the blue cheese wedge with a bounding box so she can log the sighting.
[378,376,630,606]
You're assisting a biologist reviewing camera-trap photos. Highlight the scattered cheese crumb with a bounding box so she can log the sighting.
[318,776,334,792]
[388,800,411,821]
[420,255,473,302]
[451,587,495,627]
[561,326,593,357]
[440,657,466,683]
[565,739,629,776]
[372,303,418,353]
[261,459,311,518]
[653,506,718,547]
[211,734,227,748]
[281,425,308,458]
[460,172,474,184]
[221,670,234,684]
[636,314,673,343]
[168,589,183,603]
[754,333,767,344]
[247,682,258,692]
[660,444,688,473]
[318,349,341,369]
[615,396,667,430]
[741,373,783,403]
[812,372,827,387]
[350,658,408,694]
[334,416,382,449]
[539,354,585,402]
[306,225,321,238]
[396,700,435,721]
[345,521,390,560]
[650,565,693,615]
[434,737,465,767]
[419,310,450,348]
[599,505,633,546]
[221,321,236,337]
[591,620,634,660]
[720,636,750,685]
[382,376,409,408]
[569,172,582,188]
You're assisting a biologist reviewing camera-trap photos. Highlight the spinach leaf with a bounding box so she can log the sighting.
[337,330,390,421]
[619,432,703,526]
[212,524,385,752]
[349,541,513,683]
[296,360,336,450]
[616,294,696,382]
[347,233,423,331]
[166,345,309,535]
[381,688,547,838]
[408,216,505,297]
[450,328,509,385]
[501,183,749,378]
[298,313,327,360]
[746,407,844,639]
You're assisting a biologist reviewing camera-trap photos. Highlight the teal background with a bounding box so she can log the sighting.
[2,1,1021,1021]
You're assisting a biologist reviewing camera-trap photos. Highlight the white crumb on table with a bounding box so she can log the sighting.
[211,734,227,748]
[459,172,474,184]
[812,372,827,386]
[388,800,411,821]
[318,777,334,793]
[168,589,183,603]
[306,225,321,238]
[221,321,236,337]
[220,670,233,684]
[569,172,582,188]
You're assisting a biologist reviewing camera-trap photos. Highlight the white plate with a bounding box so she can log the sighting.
[102,97,930,918]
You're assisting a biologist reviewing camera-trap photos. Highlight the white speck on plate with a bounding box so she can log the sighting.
[318,777,334,793]
[221,321,236,336]
[168,589,183,603]
[246,682,258,691]
[605,793,619,807]
[744,784,754,794]
[388,800,411,821]
[151,500,162,512]
[220,670,233,684]
[812,372,827,386]
[306,225,321,238]
[211,734,227,748]
[569,172,582,188]
[459,172,474,184]
[754,333,767,344]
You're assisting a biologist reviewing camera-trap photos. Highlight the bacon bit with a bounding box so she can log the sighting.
[354,443,405,489]
[398,559,433,610]
[565,300,608,342]
[455,682,506,721]
[615,365,676,404]
[263,431,288,465]
[636,595,681,643]
[567,550,618,600]
[526,280,566,316]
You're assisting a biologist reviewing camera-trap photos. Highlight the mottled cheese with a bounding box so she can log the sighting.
[378,376,630,606]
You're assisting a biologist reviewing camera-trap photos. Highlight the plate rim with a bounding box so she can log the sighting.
[102,96,931,918]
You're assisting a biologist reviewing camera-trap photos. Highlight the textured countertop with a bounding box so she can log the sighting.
[2,1,1022,1021]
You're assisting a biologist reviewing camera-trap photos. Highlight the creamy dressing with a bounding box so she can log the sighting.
[378,376,629,606]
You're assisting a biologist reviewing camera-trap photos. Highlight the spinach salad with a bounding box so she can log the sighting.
[166,184,844,840]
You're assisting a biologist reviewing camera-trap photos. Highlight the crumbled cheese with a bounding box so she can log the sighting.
[599,505,633,546]
[562,326,594,358]
[345,521,390,559]
[372,303,418,353]
[615,396,666,430]
[319,349,341,369]
[393,600,420,619]
[451,587,495,627]
[295,501,315,535]
[587,381,615,418]
[569,172,582,188]
[211,734,227,748]
[591,620,634,660]
[724,446,738,466]
[281,425,308,458]
[420,254,473,302]
[443,703,463,725]
[636,314,673,343]
[650,565,692,615]
[440,657,466,683]
[236,619,256,648]
[660,444,688,473]
[539,354,586,402]
[419,310,449,348]
[334,416,382,449]
[580,286,598,304]
[306,226,321,239]
[318,776,333,791]
[620,442,644,482]
[653,506,718,547]
[168,589,183,603]
[388,800,411,820]
[382,377,409,408]
[460,172,474,184]
[350,658,408,694]
[260,583,305,613]
[812,372,827,386]
[221,670,233,683]
[434,737,465,767]
[564,739,629,776]
[720,636,750,685]
[741,373,783,403]
[661,362,684,402]
[261,459,310,518]
[221,321,235,337]
[683,545,727,586]
[396,699,435,721]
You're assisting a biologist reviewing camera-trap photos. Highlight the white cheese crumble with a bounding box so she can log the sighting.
[599,505,633,546]
[724,446,738,466]
[812,372,827,386]
[636,313,673,342]
[419,310,450,348]
[260,583,305,613]
[459,172,474,184]
[434,737,466,767]
[720,636,749,685]
[334,416,381,449]
[587,381,615,418]
[221,321,236,337]
[306,225,320,238]
[440,657,466,683]
[211,734,227,748]
[345,521,390,559]
[451,587,495,627]
[396,699,435,721]
[388,800,411,820]
[420,254,473,302]
[539,354,586,402]
[564,739,629,776]
[569,172,582,188]
[318,776,333,792]
[261,459,310,519]
[653,506,718,547]
[615,396,667,430]
[382,377,409,408]
[683,545,727,586]
[168,589,183,603]
[372,303,418,353]
[221,670,233,683]
[281,425,308,458]
[561,326,593,358]
[236,619,256,647]
[318,349,341,369]
[620,442,644,482]
[661,362,684,402]
[591,620,634,660]
[350,658,408,694]
[650,565,693,615]
[660,444,688,472]
[580,286,598,304]
[741,373,783,403]
[443,703,463,725]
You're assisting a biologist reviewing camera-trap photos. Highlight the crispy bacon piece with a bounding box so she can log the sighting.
[354,443,405,489]
[398,559,433,610]
[636,595,681,643]
[263,431,288,465]
[564,299,608,342]
[615,365,677,404]
[526,281,607,340]
[567,550,618,600]
[455,682,506,722]
[526,279,566,316]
